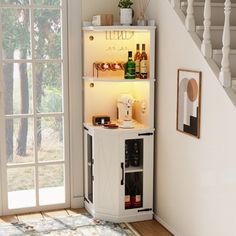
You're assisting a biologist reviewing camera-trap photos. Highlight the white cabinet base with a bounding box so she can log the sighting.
[84,125,154,223]
[85,202,153,223]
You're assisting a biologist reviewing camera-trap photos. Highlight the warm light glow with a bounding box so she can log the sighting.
[84,81,150,126]
[84,31,150,78]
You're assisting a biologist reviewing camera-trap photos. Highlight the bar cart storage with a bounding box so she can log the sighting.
[83,25,156,222]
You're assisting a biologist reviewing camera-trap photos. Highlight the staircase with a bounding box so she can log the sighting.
[170,0,236,101]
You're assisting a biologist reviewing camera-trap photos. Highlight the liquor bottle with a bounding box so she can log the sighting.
[125,51,136,79]
[134,44,141,78]
[131,174,142,208]
[125,143,130,168]
[140,44,148,79]
[125,181,131,209]
[131,141,140,167]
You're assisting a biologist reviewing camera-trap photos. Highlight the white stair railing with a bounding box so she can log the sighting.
[219,0,232,87]
[201,0,212,58]
[185,0,195,32]
[171,0,180,8]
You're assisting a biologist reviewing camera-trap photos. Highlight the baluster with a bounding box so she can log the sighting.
[185,0,195,32]
[219,0,231,87]
[201,0,212,58]
[171,0,180,8]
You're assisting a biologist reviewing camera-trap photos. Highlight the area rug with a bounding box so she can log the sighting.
[0,212,140,236]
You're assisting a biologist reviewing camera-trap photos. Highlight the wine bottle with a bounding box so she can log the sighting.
[125,143,130,168]
[134,44,141,78]
[125,51,136,79]
[140,44,148,79]
[125,180,131,209]
[131,141,140,167]
[131,174,142,208]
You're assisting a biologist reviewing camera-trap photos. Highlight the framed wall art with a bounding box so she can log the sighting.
[176,69,202,138]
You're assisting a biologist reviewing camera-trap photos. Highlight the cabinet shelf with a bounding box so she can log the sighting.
[83,76,155,82]
[84,123,154,133]
[83,25,156,32]
[125,166,143,173]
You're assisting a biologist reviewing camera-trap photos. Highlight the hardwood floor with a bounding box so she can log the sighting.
[0,209,172,236]
[130,220,173,236]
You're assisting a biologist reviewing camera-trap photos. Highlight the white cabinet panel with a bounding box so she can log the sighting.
[84,126,154,222]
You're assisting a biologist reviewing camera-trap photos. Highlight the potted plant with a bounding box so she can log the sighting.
[118,0,134,25]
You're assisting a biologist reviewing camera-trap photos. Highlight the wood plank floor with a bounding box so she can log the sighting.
[130,220,173,236]
[0,208,172,236]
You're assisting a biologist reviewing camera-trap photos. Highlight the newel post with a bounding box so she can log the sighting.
[201,0,212,58]
[185,0,195,32]
[219,0,231,87]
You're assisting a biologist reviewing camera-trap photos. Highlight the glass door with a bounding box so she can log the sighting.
[0,0,69,214]
[124,139,144,210]
[120,132,154,215]
[87,132,93,203]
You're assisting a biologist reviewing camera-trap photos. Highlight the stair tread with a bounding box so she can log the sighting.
[196,25,236,30]
[213,49,236,55]
[181,1,236,7]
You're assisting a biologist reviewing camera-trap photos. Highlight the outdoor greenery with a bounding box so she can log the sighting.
[1,0,62,160]
[1,0,64,191]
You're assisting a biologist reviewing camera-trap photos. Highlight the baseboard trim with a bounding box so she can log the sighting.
[154,214,179,236]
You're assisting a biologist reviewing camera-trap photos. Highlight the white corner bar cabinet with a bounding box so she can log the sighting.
[83,25,156,222]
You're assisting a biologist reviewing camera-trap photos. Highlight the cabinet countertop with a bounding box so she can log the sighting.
[84,122,155,133]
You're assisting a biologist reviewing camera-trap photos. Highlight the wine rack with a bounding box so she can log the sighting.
[83,25,156,223]
[93,61,125,78]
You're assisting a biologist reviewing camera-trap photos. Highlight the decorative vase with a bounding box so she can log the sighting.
[120,8,132,25]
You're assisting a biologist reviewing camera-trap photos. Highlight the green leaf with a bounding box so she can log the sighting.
[118,0,133,8]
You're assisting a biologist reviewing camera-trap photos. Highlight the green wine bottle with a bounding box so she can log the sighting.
[125,51,136,79]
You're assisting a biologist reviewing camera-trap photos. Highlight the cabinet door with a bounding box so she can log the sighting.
[119,131,154,215]
[84,129,94,204]
[93,131,121,215]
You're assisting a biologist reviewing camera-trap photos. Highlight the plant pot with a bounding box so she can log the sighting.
[120,8,132,25]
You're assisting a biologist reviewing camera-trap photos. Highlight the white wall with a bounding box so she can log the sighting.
[145,1,236,235]
[82,0,119,22]
[80,0,236,234]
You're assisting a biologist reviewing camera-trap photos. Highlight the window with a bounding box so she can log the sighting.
[0,0,70,214]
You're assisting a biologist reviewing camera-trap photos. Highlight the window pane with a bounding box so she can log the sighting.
[7,167,36,209]
[34,9,62,59]
[36,63,62,113]
[0,0,29,5]
[1,9,31,59]
[33,0,61,6]
[38,117,64,162]
[3,63,33,115]
[6,118,34,164]
[39,164,65,205]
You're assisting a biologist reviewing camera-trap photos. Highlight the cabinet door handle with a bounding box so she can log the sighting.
[138,132,153,136]
[121,162,124,185]
[138,208,152,212]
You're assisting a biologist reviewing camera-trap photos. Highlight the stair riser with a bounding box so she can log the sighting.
[213,53,236,76]
[196,29,236,49]
[182,0,236,3]
[181,5,236,26]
